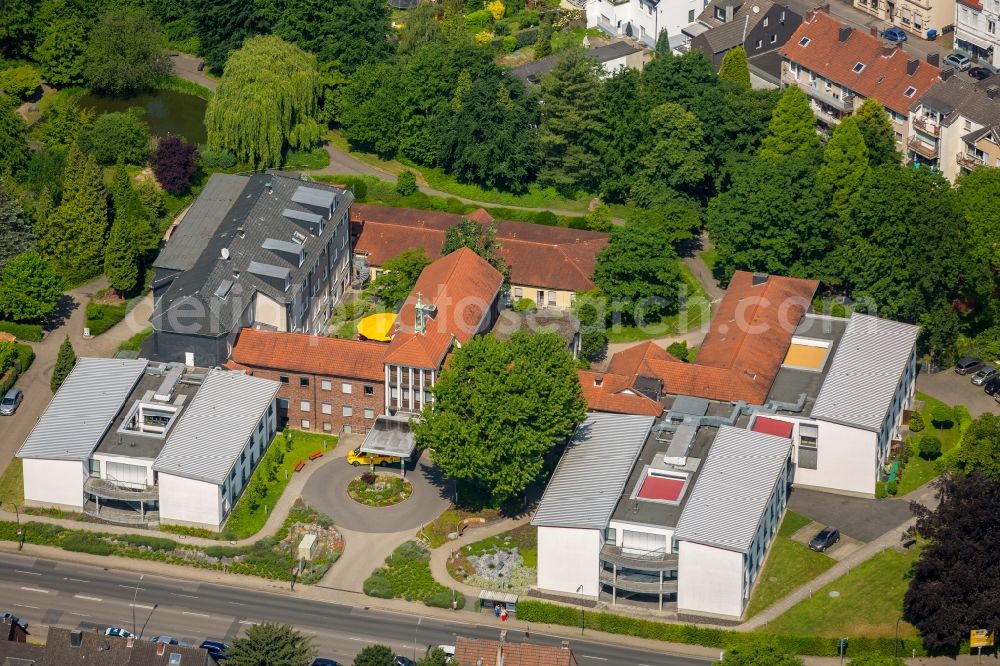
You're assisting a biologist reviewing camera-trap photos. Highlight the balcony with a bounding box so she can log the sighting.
[85,476,159,502]
[793,81,855,113]
[600,569,679,594]
[600,544,678,571]
[957,152,986,170]
[911,116,940,137]
[84,500,159,526]
[908,136,939,159]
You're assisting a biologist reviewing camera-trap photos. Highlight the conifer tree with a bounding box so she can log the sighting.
[854,98,900,166]
[759,86,821,160]
[817,116,869,219]
[51,336,76,392]
[105,214,139,294]
[718,46,751,90]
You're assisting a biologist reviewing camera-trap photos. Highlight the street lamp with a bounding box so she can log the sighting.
[2,498,22,550]
[131,575,144,637]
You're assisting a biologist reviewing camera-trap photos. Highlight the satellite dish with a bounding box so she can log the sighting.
[753,5,761,12]
[220,248,230,261]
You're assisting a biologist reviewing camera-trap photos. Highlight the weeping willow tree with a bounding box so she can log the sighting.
[205,36,323,169]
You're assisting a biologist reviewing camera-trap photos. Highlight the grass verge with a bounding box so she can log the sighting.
[221,430,338,540]
[156,74,213,100]
[0,459,23,507]
[606,264,711,343]
[284,146,330,170]
[418,506,502,548]
[117,326,154,353]
[363,541,466,609]
[892,392,968,496]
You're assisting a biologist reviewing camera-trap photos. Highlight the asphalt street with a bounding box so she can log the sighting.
[0,552,710,666]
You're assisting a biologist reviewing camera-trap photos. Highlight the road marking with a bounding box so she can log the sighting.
[238,620,257,626]
[228,602,246,606]
[119,584,143,590]
[348,637,379,644]
[70,612,90,617]
[19,587,49,594]
[172,593,199,599]
[581,657,608,661]
[13,604,38,609]
[182,612,210,618]
[74,595,103,602]
[15,570,41,576]
[129,603,155,610]
[67,578,90,583]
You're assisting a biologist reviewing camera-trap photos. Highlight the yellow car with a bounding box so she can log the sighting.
[346,448,401,467]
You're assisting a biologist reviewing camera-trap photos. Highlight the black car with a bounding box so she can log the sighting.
[969,66,993,80]
[809,527,840,552]
[394,658,417,666]
[311,660,339,666]
[955,356,984,375]
[985,377,1000,396]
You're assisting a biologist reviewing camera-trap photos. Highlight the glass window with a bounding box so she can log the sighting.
[763,16,768,26]
[770,33,777,43]
[300,376,309,387]
[279,375,289,384]
[604,527,617,543]
[364,408,375,419]
[89,459,100,477]
[342,383,353,394]
[343,405,353,417]
[798,423,819,470]
[257,421,263,433]
[300,400,311,411]
[301,419,310,429]
[364,385,375,396]
[321,379,332,391]
[688,8,695,21]
[755,39,763,48]
[547,291,557,305]
[323,422,332,432]
[322,403,332,415]
[514,286,523,299]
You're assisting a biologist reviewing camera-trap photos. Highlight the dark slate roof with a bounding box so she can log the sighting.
[915,74,1000,127]
[151,172,352,338]
[697,0,775,52]
[509,42,643,84]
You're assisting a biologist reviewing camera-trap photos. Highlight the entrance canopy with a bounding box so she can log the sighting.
[359,414,418,458]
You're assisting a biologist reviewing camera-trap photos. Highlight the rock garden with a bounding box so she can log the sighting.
[348,471,412,507]
[446,524,536,593]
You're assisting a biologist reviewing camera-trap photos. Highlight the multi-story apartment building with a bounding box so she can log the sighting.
[780,9,940,147]
[689,0,802,73]
[955,0,1000,67]
[151,171,353,367]
[908,69,1000,179]
[586,0,701,51]
[852,0,955,40]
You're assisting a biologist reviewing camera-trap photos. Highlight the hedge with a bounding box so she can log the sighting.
[0,321,43,341]
[85,302,127,336]
[514,27,539,49]
[515,600,927,658]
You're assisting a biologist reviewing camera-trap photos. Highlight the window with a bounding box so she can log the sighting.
[278,397,289,409]
[364,408,375,419]
[89,459,100,477]
[990,19,996,32]
[241,451,246,463]
[321,403,332,415]
[343,405,353,417]
[798,36,811,46]
[715,5,726,20]
[300,400,311,411]
[279,374,289,384]
[688,8,695,21]
[343,424,352,434]
[770,33,777,43]
[903,86,917,97]
[257,421,263,434]
[535,290,544,306]
[391,387,399,399]
[268,404,274,417]
[965,119,973,131]
[342,382,353,394]
[231,468,237,480]
[780,9,786,20]
[323,422,332,432]
[301,419,310,429]
[514,286,523,299]
[604,527,617,543]
[755,39,763,48]
[364,385,375,396]
[763,16,768,26]
[321,379,332,391]
[798,423,819,470]
[547,291,557,306]
[852,62,865,73]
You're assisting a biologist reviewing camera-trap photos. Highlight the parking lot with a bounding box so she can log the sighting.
[916,365,1000,418]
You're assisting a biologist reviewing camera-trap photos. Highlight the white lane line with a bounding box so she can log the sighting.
[182,611,210,618]
[19,587,49,594]
[238,620,257,626]
[15,570,41,576]
[74,594,103,602]
[172,593,199,599]
[581,657,608,661]
[67,578,90,583]
[70,612,90,617]
[119,584,143,589]
[228,601,246,606]
[13,604,38,609]
[348,637,379,644]
[129,603,155,610]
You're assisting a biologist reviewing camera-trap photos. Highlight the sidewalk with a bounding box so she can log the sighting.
[427,516,532,598]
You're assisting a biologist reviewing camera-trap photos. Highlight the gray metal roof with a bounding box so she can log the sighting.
[810,313,918,431]
[531,413,655,529]
[152,369,279,484]
[291,185,335,211]
[673,425,791,553]
[915,74,1000,127]
[17,358,148,461]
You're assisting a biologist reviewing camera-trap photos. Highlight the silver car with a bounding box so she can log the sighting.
[0,388,22,416]
[944,52,972,71]
[972,367,997,386]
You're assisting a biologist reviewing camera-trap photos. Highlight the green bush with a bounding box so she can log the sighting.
[512,9,540,26]
[425,588,466,609]
[62,533,115,556]
[667,341,690,362]
[0,64,41,99]
[397,170,418,196]
[85,302,127,336]
[0,321,43,341]
[886,480,898,495]
[198,147,237,169]
[205,545,244,558]
[931,404,953,429]
[953,404,972,431]
[514,27,540,49]
[533,210,558,226]
[907,411,924,432]
[918,435,942,460]
[495,20,511,36]
[78,110,149,165]
[13,343,34,373]
[117,534,178,551]
[465,9,493,31]
[875,482,887,499]
[363,571,394,598]
[513,298,536,312]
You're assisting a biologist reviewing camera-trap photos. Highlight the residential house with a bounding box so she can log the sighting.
[0,627,213,665]
[955,0,1000,66]
[908,69,1000,178]
[688,0,802,83]
[453,636,578,666]
[17,358,279,530]
[352,204,607,310]
[852,0,955,40]
[586,0,701,52]
[151,171,353,366]
[780,9,940,147]
[511,41,649,86]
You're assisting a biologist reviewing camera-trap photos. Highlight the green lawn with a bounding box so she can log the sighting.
[221,430,338,540]
[699,248,718,275]
[744,511,835,618]
[0,458,23,508]
[894,392,966,495]
[117,326,153,353]
[766,546,922,639]
[606,264,711,343]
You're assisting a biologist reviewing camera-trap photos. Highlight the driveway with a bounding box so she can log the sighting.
[917,368,999,418]
[787,488,917,542]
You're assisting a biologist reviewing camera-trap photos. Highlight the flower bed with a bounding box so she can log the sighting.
[363,541,465,609]
[348,472,411,507]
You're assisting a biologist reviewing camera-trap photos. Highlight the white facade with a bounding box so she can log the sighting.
[23,458,85,511]
[588,0,700,49]
[537,526,602,597]
[158,473,223,529]
[955,0,1000,68]
[676,541,744,618]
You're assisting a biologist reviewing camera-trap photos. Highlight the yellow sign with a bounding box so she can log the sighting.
[971,629,995,648]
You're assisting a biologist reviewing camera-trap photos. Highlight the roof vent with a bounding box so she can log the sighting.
[594,375,603,387]
[70,631,83,648]
[751,272,769,286]
[220,248,230,261]
[561,641,571,650]
[926,52,939,67]
[157,643,166,656]
[988,85,1000,99]
[237,226,245,238]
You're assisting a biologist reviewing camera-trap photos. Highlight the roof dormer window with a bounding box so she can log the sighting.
[852,62,865,73]
[799,36,811,46]
[904,86,917,97]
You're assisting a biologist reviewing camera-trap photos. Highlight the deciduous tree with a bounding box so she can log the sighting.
[224,622,316,666]
[50,336,76,392]
[352,644,394,666]
[30,92,94,147]
[955,167,1000,269]
[78,110,150,165]
[952,413,1000,479]
[193,0,267,73]
[759,85,821,161]
[817,116,868,220]
[371,249,431,308]
[151,136,199,194]
[398,3,443,55]
[417,647,450,666]
[0,97,28,176]
[84,7,170,95]
[415,332,585,506]
[0,251,63,322]
[276,0,393,74]
[630,102,708,207]
[854,98,899,166]
[441,219,507,278]
[717,46,751,90]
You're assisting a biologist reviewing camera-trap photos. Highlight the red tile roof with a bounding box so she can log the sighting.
[578,370,663,417]
[352,204,608,292]
[453,638,578,666]
[779,11,940,116]
[395,247,503,344]
[600,272,818,405]
[230,328,387,380]
[383,330,454,369]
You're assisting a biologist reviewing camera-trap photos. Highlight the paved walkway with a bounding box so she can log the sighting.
[427,516,532,598]
[169,53,217,91]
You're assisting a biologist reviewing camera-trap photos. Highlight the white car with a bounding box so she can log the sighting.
[105,627,134,638]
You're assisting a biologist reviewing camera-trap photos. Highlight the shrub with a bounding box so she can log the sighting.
[396,170,417,196]
[466,9,493,31]
[514,27,540,49]
[425,588,466,609]
[918,434,942,460]
[363,571,394,598]
[85,302,127,336]
[886,480,898,495]
[908,411,925,432]
[486,0,506,20]
[931,404,953,429]
[953,404,972,430]
[13,343,34,373]
[513,298,536,313]
[875,482,887,499]
[474,30,493,44]
[361,471,377,485]
[667,341,690,362]
[495,21,511,36]
[205,545,244,558]
[78,110,150,165]
[117,534,178,551]
[0,321,43,341]
[333,176,369,201]
[0,65,41,100]
[512,9,540,27]
[62,533,115,556]
[151,136,199,194]
[533,210,558,226]
[198,147,237,169]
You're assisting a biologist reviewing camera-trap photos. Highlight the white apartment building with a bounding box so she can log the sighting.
[587,0,702,50]
[852,0,955,40]
[955,0,1000,67]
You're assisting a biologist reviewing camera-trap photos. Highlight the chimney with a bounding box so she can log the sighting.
[907,58,919,75]
[941,68,953,80]
[926,52,939,67]
[70,631,83,648]
[821,3,831,12]
[882,44,897,57]
[594,375,603,387]
[561,640,571,650]
[988,85,1000,98]
[157,643,166,656]
[870,26,879,36]
[838,26,852,41]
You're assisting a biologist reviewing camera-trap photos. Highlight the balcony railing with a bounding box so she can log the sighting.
[84,500,159,526]
[957,152,986,170]
[600,569,679,594]
[793,80,855,112]
[85,476,159,501]
[911,116,940,136]
[600,544,678,570]
[908,136,939,159]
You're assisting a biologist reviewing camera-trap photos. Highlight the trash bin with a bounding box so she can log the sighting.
[927,28,938,40]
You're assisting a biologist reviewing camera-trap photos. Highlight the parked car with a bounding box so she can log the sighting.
[984,377,1000,395]
[200,640,228,659]
[969,66,993,80]
[394,657,417,666]
[956,356,984,374]
[105,628,133,638]
[0,612,25,630]
[346,447,400,467]
[311,660,339,666]
[943,52,972,70]
[809,527,840,552]
[881,26,908,41]
[151,636,180,646]
[0,388,22,416]
[972,367,998,385]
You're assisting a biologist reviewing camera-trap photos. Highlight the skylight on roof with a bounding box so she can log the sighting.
[799,36,811,46]
[852,62,865,73]
[904,86,917,97]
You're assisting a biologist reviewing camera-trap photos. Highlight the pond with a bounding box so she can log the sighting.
[78,89,207,144]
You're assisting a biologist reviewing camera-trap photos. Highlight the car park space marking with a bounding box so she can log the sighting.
[69,612,90,617]
[74,595,103,602]
[19,587,49,594]
[15,570,41,576]
[172,593,199,599]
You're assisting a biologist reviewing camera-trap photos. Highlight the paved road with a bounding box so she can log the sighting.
[0,551,711,666]
[917,368,999,418]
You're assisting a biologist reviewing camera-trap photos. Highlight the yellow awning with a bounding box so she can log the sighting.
[356,312,396,342]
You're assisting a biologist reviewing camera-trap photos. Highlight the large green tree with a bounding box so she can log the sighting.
[537,49,605,196]
[78,110,150,165]
[104,214,140,294]
[371,248,431,308]
[108,164,159,256]
[853,98,899,166]
[717,46,751,90]
[50,336,76,392]
[817,116,869,220]
[758,85,821,160]
[30,92,94,147]
[0,184,35,270]
[33,15,88,86]
[418,648,450,666]
[0,97,28,176]
[0,251,63,321]
[206,35,323,169]
[441,219,507,278]
[952,413,1000,479]
[84,7,170,95]
[0,0,38,58]
[193,0,267,73]
[36,146,108,283]
[630,102,708,207]
[224,622,316,666]
[276,0,393,74]
[398,2,442,55]
[414,331,585,506]
[352,644,394,666]
[955,167,1000,269]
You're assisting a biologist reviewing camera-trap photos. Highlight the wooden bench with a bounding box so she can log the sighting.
[308,450,324,461]
[294,461,305,472]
